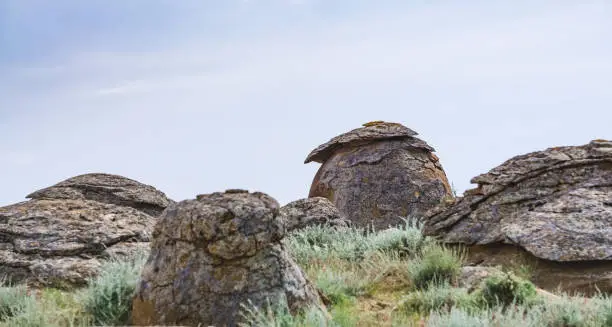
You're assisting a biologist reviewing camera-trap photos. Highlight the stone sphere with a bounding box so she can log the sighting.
[305,121,453,230]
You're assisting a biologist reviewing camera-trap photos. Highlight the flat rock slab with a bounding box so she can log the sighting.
[0,173,172,288]
[424,140,612,294]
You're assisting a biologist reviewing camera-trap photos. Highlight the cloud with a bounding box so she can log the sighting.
[0,0,610,206]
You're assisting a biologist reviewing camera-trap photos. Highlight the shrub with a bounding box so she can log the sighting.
[396,284,477,315]
[473,272,537,308]
[0,279,37,322]
[407,244,463,290]
[425,305,540,327]
[239,298,330,327]
[80,251,147,326]
[285,218,430,265]
[314,269,362,305]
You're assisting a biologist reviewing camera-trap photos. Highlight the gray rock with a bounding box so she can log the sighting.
[305,121,453,230]
[0,173,172,288]
[458,266,504,292]
[131,190,324,327]
[280,197,351,230]
[424,140,612,294]
[26,173,172,217]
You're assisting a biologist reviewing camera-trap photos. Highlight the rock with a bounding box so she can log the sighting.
[305,121,453,230]
[0,173,172,288]
[26,173,172,216]
[424,140,612,294]
[131,190,324,327]
[458,266,505,292]
[280,197,351,230]
[458,266,561,302]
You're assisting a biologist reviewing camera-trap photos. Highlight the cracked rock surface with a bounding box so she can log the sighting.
[0,173,172,288]
[280,197,351,230]
[305,121,453,230]
[131,190,323,327]
[424,140,612,294]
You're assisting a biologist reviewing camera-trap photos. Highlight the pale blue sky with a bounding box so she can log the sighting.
[1,0,611,206]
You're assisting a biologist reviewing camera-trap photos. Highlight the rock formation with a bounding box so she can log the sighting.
[305,121,453,230]
[424,140,612,294]
[0,173,172,288]
[280,197,351,230]
[131,189,323,327]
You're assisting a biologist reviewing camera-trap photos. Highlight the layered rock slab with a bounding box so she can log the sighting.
[0,173,171,288]
[424,140,612,294]
[131,190,323,327]
[305,121,453,230]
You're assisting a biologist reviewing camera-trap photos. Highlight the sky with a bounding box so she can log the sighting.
[1,0,611,206]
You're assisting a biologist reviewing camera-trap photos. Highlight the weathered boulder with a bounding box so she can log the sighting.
[0,173,171,288]
[305,121,453,230]
[424,140,612,294]
[26,173,171,216]
[131,190,324,327]
[280,197,351,230]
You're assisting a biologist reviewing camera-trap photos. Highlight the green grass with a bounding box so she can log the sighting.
[472,271,538,308]
[0,219,610,326]
[406,243,464,290]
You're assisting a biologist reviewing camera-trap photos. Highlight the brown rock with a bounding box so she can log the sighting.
[0,173,172,288]
[132,190,323,327]
[27,173,172,216]
[280,197,351,230]
[305,121,453,230]
[424,140,612,294]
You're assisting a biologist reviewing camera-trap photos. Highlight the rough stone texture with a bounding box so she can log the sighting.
[280,197,351,230]
[458,266,504,292]
[27,173,172,217]
[0,173,171,288]
[131,190,323,327]
[424,140,612,294]
[305,121,453,230]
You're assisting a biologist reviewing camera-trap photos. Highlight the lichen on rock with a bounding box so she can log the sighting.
[305,121,453,230]
[131,190,324,327]
[423,140,612,294]
[0,173,171,288]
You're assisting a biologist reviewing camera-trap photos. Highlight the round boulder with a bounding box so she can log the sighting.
[424,140,612,294]
[131,190,323,327]
[305,121,453,230]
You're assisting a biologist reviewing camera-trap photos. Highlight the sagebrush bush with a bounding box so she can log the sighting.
[473,272,537,308]
[396,283,477,315]
[239,298,330,327]
[81,251,148,326]
[0,282,35,321]
[314,269,362,305]
[407,244,463,290]
[285,218,429,265]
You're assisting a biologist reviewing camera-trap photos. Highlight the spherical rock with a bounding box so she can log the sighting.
[424,140,612,294]
[305,121,453,230]
[131,190,323,327]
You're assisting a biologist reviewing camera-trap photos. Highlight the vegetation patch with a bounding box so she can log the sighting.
[0,220,611,326]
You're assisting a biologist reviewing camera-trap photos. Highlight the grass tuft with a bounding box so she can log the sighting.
[407,244,463,290]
